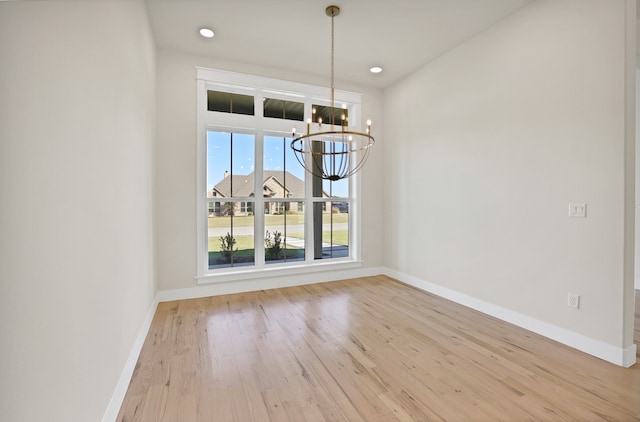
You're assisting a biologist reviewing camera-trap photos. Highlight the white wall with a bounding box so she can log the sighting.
[0,2,156,421]
[636,67,640,291]
[155,49,385,292]
[384,0,635,353]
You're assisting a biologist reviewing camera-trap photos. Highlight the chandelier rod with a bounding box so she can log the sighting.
[327,5,339,128]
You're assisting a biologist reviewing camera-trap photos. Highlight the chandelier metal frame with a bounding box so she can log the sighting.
[290,5,375,181]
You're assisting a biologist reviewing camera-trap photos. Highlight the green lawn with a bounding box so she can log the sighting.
[285,231,348,246]
[209,232,347,250]
[208,234,306,266]
[208,235,254,252]
[322,230,348,246]
[208,213,348,228]
[208,235,310,254]
[208,214,348,267]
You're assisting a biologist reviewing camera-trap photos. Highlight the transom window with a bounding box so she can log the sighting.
[207,90,254,115]
[196,68,363,281]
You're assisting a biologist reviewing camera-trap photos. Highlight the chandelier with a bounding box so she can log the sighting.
[291,5,375,181]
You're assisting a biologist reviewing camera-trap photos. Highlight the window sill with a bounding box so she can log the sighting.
[196,259,363,285]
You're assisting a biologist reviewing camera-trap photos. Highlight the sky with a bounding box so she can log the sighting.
[207,131,348,197]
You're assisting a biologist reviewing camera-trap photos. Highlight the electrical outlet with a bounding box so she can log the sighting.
[568,292,580,309]
[568,203,587,218]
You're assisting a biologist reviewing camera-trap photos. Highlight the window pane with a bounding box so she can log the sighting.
[230,133,255,197]
[284,100,304,121]
[231,93,255,115]
[264,135,305,199]
[264,202,305,264]
[208,91,231,113]
[207,131,231,196]
[306,141,349,199]
[208,201,255,269]
[323,178,349,199]
[313,201,348,260]
[263,98,304,121]
[207,90,254,115]
[207,131,255,199]
[312,104,348,126]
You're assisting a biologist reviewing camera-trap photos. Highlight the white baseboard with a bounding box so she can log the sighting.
[622,343,638,367]
[101,296,159,422]
[384,268,637,368]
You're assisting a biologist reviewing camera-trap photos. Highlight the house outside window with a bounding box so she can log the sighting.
[196,68,364,281]
[240,202,253,214]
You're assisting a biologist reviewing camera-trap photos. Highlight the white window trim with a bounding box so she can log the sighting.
[196,68,364,284]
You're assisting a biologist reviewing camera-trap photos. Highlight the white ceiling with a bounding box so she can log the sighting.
[145,0,533,89]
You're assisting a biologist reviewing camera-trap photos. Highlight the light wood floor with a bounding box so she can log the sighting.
[118,276,640,421]
[636,289,640,360]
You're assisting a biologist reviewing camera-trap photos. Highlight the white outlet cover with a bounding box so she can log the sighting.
[568,292,580,308]
[568,203,587,218]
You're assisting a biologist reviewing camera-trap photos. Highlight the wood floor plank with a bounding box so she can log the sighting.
[117,276,640,421]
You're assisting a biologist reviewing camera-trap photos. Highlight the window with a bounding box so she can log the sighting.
[197,68,364,281]
[208,201,221,215]
[263,98,304,121]
[312,104,348,126]
[207,90,254,115]
[206,132,255,268]
[262,134,307,265]
[240,202,253,214]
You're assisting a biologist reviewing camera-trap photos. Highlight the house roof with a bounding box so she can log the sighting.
[210,171,306,198]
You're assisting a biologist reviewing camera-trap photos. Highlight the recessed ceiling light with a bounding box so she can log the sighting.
[369,66,383,74]
[199,28,215,38]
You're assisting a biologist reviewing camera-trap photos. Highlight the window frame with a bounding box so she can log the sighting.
[196,67,364,283]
